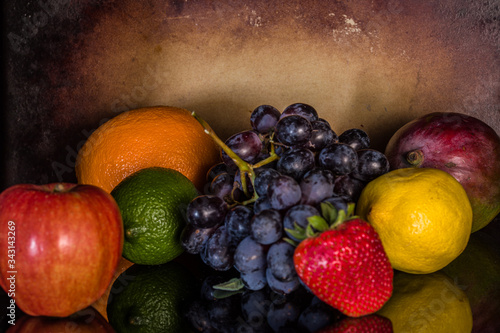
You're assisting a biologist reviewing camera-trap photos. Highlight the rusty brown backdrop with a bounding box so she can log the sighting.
[2,0,499,189]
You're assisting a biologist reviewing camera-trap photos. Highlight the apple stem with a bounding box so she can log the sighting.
[53,183,66,193]
[406,149,424,166]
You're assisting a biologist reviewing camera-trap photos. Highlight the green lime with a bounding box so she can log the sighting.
[106,262,198,333]
[111,167,198,265]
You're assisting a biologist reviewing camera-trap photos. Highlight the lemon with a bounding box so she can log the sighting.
[356,168,473,274]
[377,271,473,333]
[106,262,198,333]
[111,167,199,265]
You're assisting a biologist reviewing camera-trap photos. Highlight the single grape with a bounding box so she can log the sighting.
[250,209,283,245]
[333,175,365,202]
[225,205,253,243]
[201,225,235,271]
[254,168,281,196]
[234,236,267,273]
[266,241,297,282]
[222,130,264,168]
[317,143,358,175]
[275,115,312,147]
[207,163,229,182]
[241,289,272,329]
[308,120,338,151]
[253,195,273,214]
[315,118,332,128]
[268,175,302,210]
[281,103,319,122]
[266,298,302,332]
[283,204,320,241]
[297,300,343,333]
[187,195,228,228]
[250,105,281,134]
[299,168,335,206]
[338,128,370,150]
[210,172,234,199]
[266,268,300,295]
[180,223,217,254]
[276,147,315,180]
[351,148,390,182]
[240,269,268,291]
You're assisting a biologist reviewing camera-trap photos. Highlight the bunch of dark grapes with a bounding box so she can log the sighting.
[181,103,390,310]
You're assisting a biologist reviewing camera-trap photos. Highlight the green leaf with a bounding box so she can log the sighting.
[283,237,299,247]
[346,202,356,217]
[306,215,329,232]
[213,278,245,291]
[306,224,317,238]
[284,227,307,241]
[213,289,244,299]
[331,209,347,229]
[293,221,306,234]
[320,201,338,225]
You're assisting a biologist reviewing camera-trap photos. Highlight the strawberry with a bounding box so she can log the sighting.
[318,314,393,332]
[289,202,393,317]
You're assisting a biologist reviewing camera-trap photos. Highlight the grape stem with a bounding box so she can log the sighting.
[191,111,279,203]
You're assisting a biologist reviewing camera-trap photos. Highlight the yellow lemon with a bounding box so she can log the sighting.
[377,271,473,333]
[356,168,472,274]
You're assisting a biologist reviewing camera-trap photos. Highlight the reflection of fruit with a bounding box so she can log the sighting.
[75,106,220,192]
[377,271,472,333]
[317,314,393,332]
[356,168,472,274]
[293,205,393,317]
[111,167,199,265]
[441,221,500,333]
[385,112,500,232]
[91,257,134,321]
[107,262,198,333]
[0,183,123,317]
[7,307,114,333]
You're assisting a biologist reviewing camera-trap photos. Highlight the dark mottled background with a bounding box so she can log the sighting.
[2,0,499,189]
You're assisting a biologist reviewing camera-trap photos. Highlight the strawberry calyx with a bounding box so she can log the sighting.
[284,202,358,246]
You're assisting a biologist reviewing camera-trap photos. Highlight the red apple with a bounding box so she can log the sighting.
[0,183,123,317]
[385,112,500,232]
[6,306,115,333]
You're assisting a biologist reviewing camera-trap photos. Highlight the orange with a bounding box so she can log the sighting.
[75,106,220,192]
